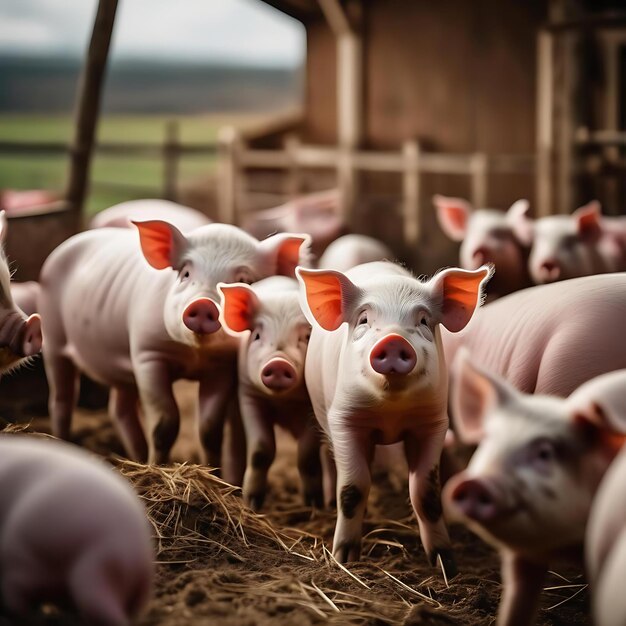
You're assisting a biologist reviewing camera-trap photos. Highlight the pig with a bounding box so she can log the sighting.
[39,220,309,470]
[587,445,626,626]
[296,260,492,571]
[0,435,153,626]
[514,200,626,284]
[218,276,330,510]
[11,281,40,317]
[444,356,626,626]
[442,273,626,399]
[434,195,531,299]
[89,199,211,233]
[317,234,394,271]
[0,211,42,372]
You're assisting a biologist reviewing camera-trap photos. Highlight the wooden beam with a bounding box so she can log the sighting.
[318,0,351,34]
[65,0,118,224]
[536,30,554,217]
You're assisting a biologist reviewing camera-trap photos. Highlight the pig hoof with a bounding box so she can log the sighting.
[333,540,362,563]
[247,494,266,512]
[428,547,458,579]
[304,490,324,509]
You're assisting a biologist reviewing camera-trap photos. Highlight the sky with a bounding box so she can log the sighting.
[0,0,305,67]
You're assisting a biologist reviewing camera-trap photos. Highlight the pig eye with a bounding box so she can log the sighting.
[253,331,261,341]
[530,439,555,471]
[357,312,368,325]
[235,268,253,285]
[179,266,191,282]
[420,317,429,327]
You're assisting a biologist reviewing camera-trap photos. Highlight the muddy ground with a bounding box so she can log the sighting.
[0,380,590,626]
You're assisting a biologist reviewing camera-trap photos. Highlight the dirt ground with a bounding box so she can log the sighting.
[1,380,591,626]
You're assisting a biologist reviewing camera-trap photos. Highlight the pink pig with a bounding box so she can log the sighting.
[0,212,42,371]
[587,442,626,626]
[442,273,626,399]
[444,357,626,626]
[296,260,491,571]
[318,234,394,271]
[219,276,330,510]
[0,435,153,626]
[89,199,212,233]
[513,200,626,284]
[434,195,531,298]
[39,220,309,469]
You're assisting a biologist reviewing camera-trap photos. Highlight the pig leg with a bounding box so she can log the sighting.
[240,395,275,511]
[222,399,246,486]
[404,428,457,577]
[498,552,547,626]
[297,419,324,508]
[330,421,374,562]
[321,442,337,509]
[109,386,147,462]
[45,352,79,440]
[198,372,236,473]
[135,361,179,465]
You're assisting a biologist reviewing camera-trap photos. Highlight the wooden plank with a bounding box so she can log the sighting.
[470,153,489,208]
[217,127,240,225]
[162,120,179,202]
[536,29,554,217]
[402,140,420,246]
[65,0,119,222]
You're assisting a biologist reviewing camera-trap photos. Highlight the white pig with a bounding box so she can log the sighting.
[444,355,626,626]
[297,260,491,572]
[586,445,626,626]
[434,195,531,298]
[0,211,42,371]
[0,435,153,626]
[318,234,394,272]
[218,276,329,510]
[39,220,309,470]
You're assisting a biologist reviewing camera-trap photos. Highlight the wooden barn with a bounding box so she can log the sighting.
[218,0,626,270]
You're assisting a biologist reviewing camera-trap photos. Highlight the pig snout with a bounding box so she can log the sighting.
[182,298,221,335]
[448,477,500,523]
[22,314,42,357]
[537,259,561,283]
[369,334,417,375]
[261,358,297,392]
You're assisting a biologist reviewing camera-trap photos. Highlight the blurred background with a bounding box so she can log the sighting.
[1,0,625,277]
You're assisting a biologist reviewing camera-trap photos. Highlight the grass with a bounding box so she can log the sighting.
[0,113,263,215]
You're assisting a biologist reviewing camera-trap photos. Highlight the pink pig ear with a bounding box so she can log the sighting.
[259,233,311,278]
[433,195,472,241]
[132,220,188,270]
[217,283,260,334]
[505,199,534,246]
[451,350,514,444]
[430,265,493,333]
[296,267,360,331]
[573,201,602,241]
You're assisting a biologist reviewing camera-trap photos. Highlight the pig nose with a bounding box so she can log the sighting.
[261,358,297,391]
[450,478,499,523]
[183,298,221,335]
[369,334,417,375]
[22,314,42,357]
[539,260,560,281]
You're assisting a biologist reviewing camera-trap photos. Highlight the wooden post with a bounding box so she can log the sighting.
[603,33,620,214]
[402,140,420,247]
[536,29,554,217]
[284,133,301,198]
[65,0,118,227]
[163,120,179,202]
[217,126,240,225]
[557,31,574,214]
[470,152,488,208]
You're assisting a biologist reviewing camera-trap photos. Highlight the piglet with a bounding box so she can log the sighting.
[434,195,531,298]
[587,443,626,626]
[444,356,626,626]
[0,435,153,626]
[89,199,211,233]
[39,219,309,471]
[0,211,42,371]
[219,276,329,510]
[297,261,491,572]
[318,234,393,271]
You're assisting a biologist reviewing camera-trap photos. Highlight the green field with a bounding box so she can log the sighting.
[0,114,263,215]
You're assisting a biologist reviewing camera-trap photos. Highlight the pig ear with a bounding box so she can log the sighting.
[433,195,472,241]
[217,282,260,335]
[296,267,360,331]
[259,233,312,278]
[506,199,534,246]
[430,265,493,333]
[132,220,188,270]
[0,211,7,244]
[451,349,514,444]
[573,201,602,241]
